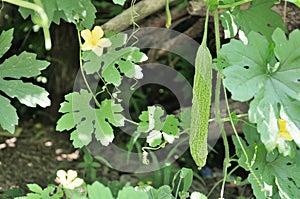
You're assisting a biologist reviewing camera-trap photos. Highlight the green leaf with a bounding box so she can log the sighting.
[56,0,96,29]
[0,37,50,133]
[285,0,300,7]
[112,0,126,6]
[233,125,300,198]
[220,28,300,152]
[220,11,238,39]
[56,89,125,147]
[83,33,147,86]
[190,192,207,199]
[179,109,191,131]
[27,184,43,194]
[87,181,114,199]
[146,130,162,147]
[0,95,18,133]
[0,29,13,57]
[156,185,174,199]
[0,80,50,108]
[235,0,286,41]
[162,115,180,136]
[19,0,96,28]
[117,186,149,199]
[179,168,193,192]
[137,106,165,132]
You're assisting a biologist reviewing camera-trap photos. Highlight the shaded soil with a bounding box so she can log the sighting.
[0,120,76,192]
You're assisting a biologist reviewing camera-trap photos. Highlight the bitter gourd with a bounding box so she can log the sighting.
[189,7,212,169]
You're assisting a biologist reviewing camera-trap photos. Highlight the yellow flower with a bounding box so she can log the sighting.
[81,26,111,56]
[55,169,84,189]
[278,118,293,141]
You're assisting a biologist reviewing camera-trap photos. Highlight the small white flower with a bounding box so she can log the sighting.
[55,169,83,189]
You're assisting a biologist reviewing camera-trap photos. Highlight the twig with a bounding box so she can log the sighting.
[101,0,177,33]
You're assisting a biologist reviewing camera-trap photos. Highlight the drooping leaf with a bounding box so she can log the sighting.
[233,125,300,199]
[220,28,300,152]
[56,89,125,147]
[82,33,147,86]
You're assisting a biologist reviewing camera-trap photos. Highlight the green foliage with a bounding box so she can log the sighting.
[0,29,50,133]
[82,33,147,86]
[15,184,63,199]
[220,0,286,41]
[285,0,300,7]
[87,181,114,199]
[137,106,180,147]
[172,167,193,198]
[179,109,191,131]
[0,187,24,199]
[112,0,126,6]
[148,185,174,199]
[56,89,125,147]
[220,28,300,153]
[117,186,149,199]
[233,125,300,199]
[236,0,286,41]
[77,148,101,182]
[19,0,96,28]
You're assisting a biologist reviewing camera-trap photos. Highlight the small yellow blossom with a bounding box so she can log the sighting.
[146,181,153,185]
[137,181,144,186]
[55,169,84,189]
[81,26,111,56]
[278,118,293,141]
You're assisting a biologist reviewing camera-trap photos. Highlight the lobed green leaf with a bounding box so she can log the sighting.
[56,89,125,147]
[221,28,300,153]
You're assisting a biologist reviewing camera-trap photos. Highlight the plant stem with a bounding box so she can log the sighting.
[209,113,248,123]
[3,0,51,50]
[223,86,265,193]
[213,9,229,199]
[175,177,182,198]
[218,0,252,9]
[76,26,101,108]
[124,118,139,125]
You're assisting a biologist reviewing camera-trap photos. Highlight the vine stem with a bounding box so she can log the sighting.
[223,85,265,194]
[3,0,51,50]
[76,26,101,108]
[212,9,230,199]
[209,113,248,123]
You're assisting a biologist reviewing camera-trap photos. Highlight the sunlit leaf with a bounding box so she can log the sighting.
[220,28,300,152]
[56,89,124,147]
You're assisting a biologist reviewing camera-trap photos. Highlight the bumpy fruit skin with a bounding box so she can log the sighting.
[189,43,212,169]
